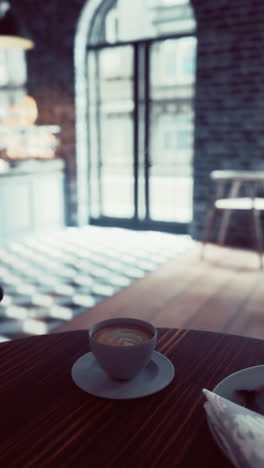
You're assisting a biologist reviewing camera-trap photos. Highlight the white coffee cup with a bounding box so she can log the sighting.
[89,317,157,380]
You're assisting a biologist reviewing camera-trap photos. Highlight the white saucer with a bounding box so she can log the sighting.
[71,351,175,400]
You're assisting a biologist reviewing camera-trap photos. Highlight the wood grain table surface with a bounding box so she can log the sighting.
[1,328,264,467]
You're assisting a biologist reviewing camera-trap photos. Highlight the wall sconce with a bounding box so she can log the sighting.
[0,1,34,50]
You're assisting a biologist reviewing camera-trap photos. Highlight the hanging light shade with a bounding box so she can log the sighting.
[0,1,34,50]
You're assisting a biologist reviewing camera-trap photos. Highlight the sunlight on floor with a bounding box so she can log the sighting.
[0,226,192,340]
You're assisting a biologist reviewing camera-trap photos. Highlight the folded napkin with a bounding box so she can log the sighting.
[203,389,264,468]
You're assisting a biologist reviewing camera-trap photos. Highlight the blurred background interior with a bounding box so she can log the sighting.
[0,0,263,341]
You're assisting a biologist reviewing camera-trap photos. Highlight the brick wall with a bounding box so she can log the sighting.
[191,0,264,247]
[12,0,264,247]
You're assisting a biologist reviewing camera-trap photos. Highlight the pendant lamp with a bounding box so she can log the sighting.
[0,1,34,50]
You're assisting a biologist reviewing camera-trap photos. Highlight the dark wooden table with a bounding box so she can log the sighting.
[1,328,264,467]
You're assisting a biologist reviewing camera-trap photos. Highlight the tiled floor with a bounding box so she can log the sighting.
[0,226,191,342]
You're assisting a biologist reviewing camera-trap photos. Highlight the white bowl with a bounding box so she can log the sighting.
[213,365,264,404]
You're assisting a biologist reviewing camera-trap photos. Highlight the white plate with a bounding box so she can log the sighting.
[71,351,175,400]
[207,365,264,456]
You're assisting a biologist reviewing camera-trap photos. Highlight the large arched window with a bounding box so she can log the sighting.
[75,0,196,233]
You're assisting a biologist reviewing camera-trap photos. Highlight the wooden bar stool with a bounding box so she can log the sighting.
[201,170,264,269]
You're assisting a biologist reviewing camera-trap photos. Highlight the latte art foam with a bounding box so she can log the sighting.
[93,325,152,346]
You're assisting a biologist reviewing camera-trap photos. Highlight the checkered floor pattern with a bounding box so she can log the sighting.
[0,226,191,342]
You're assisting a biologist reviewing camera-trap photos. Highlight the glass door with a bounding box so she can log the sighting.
[148,37,196,226]
[88,45,136,227]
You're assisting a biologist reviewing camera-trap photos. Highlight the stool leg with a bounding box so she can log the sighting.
[217,180,241,246]
[252,209,263,270]
[217,209,233,245]
[201,179,226,259]
[200,206,217,259]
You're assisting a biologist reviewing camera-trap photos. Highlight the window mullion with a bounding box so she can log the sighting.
[144,42,150,220]
[133,43,139,220]
[95,51,103,216]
